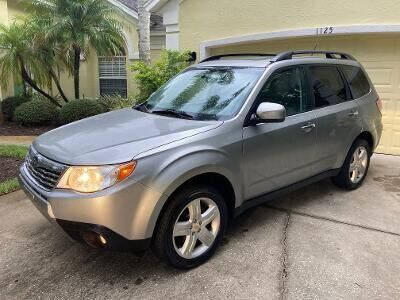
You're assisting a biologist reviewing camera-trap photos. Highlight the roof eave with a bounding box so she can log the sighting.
[108,0,138,20]
[145,0,170,12]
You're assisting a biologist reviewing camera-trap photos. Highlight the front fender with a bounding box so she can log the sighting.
[135,146,242,238]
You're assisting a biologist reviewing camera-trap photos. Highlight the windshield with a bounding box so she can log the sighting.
[136,67,264,121]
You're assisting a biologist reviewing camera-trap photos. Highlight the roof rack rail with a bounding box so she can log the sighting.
[200,53,276,63]
[272,50,356,62]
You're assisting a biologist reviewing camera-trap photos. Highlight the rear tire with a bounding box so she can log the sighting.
[332,139,371,190]
[152,185,228,269]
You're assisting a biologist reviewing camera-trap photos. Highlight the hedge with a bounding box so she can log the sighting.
[14,99,58,126]
[58,99,104,125]
[1,96,31,121]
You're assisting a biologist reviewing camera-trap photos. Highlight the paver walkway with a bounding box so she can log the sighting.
[0,136,35,146]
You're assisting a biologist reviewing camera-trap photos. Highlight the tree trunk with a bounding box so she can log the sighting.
[49,68,69,103]
[73,46,81,99]
[20,68,62,107]
[17,56,61,107]
[138,0,151,63]
[22,80,28,96]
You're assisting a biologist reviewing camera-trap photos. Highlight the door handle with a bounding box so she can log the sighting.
[301,123,316,132]
[348,110,359,117]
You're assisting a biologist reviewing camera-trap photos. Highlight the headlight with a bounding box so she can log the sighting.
[57,161,136,193]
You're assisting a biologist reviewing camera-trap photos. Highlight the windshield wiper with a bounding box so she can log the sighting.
[133,103,149,112]
[151,109,194,120]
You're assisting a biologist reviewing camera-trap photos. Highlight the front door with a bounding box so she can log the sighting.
[243,66,318,200]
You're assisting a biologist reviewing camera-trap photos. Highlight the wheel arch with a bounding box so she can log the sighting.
[335,130,375,171]
[138,145,242,239]
[148,170,237,240]
[357,131,374,151]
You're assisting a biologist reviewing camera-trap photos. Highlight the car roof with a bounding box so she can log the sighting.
[196,51,362,68]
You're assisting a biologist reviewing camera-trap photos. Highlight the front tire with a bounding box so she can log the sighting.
[332,139,371,190]
[152,185,228,269]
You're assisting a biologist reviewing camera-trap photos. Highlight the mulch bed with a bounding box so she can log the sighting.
[0,156,24,182]
[0,121,56,136]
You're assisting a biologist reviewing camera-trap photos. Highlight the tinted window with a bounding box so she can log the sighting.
[256,67,310,116]
[341,65,371,99]
[309,66,347,108]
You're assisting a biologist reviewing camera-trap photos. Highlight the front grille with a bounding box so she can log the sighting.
[25,147,67,190]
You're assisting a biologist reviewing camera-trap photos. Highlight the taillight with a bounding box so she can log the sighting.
[376,97,383,114]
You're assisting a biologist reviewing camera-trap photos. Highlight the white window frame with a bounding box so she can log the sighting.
[98,56,128,97]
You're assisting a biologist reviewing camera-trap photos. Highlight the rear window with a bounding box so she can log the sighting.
[341,65,371,99]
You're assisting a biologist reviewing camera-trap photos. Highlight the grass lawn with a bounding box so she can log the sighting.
[0,145,29,196]
[0,178,20,195]
[0,144,29,159]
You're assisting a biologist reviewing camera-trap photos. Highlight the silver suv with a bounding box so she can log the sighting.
[19,50,383,269]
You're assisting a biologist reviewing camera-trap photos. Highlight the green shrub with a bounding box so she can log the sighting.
[131,50,191,103]
[1,95,31,121]
[58,99,104,125]
[14,99,58,126]
[98,94,136,112]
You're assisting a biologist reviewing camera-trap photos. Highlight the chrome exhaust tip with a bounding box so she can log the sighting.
[82,231,107,248]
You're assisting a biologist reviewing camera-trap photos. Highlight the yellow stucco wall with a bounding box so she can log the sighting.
[0,0,9,99]
[179,0,400,53]
[0,0,8,25]
[6,1,24,20]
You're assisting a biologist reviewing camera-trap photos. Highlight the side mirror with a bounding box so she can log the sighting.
[250,102,286,125]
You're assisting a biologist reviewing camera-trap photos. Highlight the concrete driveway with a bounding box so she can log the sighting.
[0,154,399,299]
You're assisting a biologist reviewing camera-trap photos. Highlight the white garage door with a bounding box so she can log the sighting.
[211,35,400,155]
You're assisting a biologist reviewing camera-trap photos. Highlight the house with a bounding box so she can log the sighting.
[0,0,166,100]
[147,0,400,155]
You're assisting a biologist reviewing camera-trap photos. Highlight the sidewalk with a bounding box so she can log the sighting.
[0,136,35,146]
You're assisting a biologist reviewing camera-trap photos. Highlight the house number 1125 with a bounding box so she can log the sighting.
[317,27,334,35]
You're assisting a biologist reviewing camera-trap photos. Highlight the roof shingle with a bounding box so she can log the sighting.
[117,0,138,11]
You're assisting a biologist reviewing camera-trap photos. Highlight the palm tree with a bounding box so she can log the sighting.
[29,0,125,99]
[26,16,69,103]
[138,0,151,63]
[0,21,62,107]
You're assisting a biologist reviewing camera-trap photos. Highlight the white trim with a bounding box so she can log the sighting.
[122,30,136,59]
[200,24,400,60]
[130,52,140,60]
[151,31,167,36]
[166,24,179,33]
[107,0,138,20]
[145,0,170,12]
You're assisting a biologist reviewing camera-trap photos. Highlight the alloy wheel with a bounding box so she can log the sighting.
[349,146,368,184]
[172,197,221,259]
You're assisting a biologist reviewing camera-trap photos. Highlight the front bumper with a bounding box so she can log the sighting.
[19,163,167,249]
[56,219,151,251]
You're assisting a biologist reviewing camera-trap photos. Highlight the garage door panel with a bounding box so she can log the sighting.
[362,62,397,94]
[379,125,400,155]
[394,128,400,155]
[355,38,398,62]
[379,94,395,124]
[376,128,392,154]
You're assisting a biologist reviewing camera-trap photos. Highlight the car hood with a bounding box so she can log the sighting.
[33,108,223,165]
